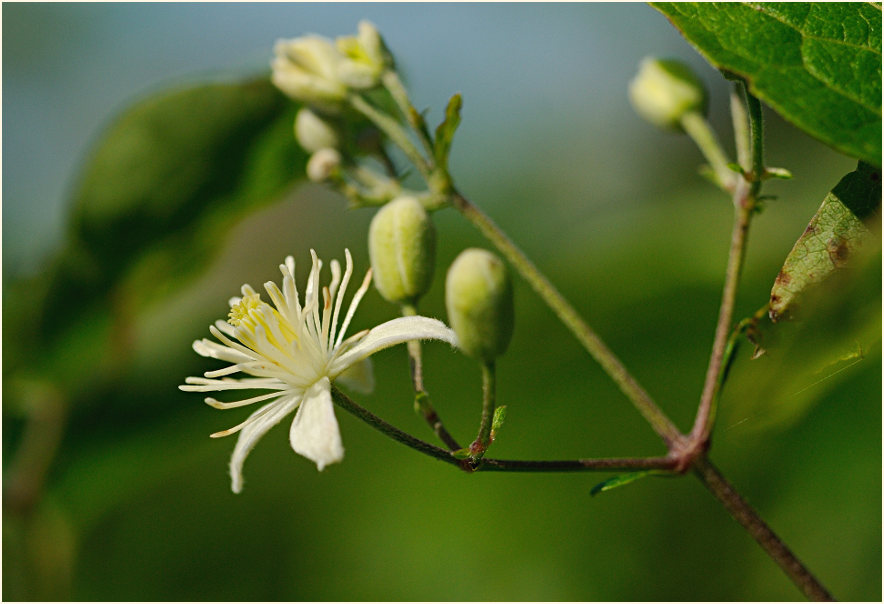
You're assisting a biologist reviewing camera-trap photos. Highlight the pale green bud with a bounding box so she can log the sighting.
[295,108,340,153]
[271,36,347,109]
[306,148,341,182]
[445,249,514,361]
[368,196,436,303]
[628,57,708,131]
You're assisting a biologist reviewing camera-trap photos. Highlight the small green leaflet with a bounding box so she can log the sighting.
[591,470,665,497]
[433,93,463,174]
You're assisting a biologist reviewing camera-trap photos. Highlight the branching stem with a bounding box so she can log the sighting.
[689,83,762,453]
[331,386,678,474]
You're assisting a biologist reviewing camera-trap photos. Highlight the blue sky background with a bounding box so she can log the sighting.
[4,3,717,274]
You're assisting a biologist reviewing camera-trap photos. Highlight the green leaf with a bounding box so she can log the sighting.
[490,405,507,441]
[433,93,463,173]
[652,3,882,166]
[770,162,881,322]
[5,77,305,399]
[590,471,661,497]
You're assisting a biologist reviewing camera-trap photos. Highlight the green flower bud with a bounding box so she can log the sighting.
[368,196,436,304]
[628,57,708,131]
[445,249,514,361]
[295,108,340,153]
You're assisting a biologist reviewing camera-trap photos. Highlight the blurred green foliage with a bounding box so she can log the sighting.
[3,6,881,602]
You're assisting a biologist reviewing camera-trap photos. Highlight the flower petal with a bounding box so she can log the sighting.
[331,316,456,374]
[335,357,374,394]
[289,377,344,471]
[229,396,300,494]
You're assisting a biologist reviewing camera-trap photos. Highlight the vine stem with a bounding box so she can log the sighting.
[693,456,834,601]
[401,302,462,450]
[688,183,754,446]
[451,189,683,449]
[689,82,763,452]
[330,386,678,473]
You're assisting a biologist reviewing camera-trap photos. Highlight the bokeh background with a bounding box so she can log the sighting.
[3,3,880,601]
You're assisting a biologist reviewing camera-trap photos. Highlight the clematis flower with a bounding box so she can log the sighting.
[180,250,456,493]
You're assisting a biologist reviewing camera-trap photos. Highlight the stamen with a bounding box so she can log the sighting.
[328,259,342,303]
[204,390,289,409]
[229,293,262,326]
[321,286,332,351]
[209,401,277,438]
[330,249,354,349]
[337,268,372,348]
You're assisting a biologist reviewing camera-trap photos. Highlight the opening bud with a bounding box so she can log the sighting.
[445,249,514,361]
[306,148,342,182]
[295,108,341,153]
[368,196,436,304]
[628,57,708,131]
[271,36,348,109]
[336,21,393,90]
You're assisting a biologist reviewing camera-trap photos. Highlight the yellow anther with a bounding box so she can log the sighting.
[228,293,262,326]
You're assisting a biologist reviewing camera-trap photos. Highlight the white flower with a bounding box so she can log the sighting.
[180,250,456,493]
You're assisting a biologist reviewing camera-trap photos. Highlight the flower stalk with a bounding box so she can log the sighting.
[468,361,496,460]
[402,302,462,451]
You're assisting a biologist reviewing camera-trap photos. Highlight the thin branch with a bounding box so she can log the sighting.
[468,361,496,459]
[689,84,762,450]
[332,386,461,467]
[382,70,437,161]
[681,111,737,191]
[689,187,754,446]
[331,386,676,474]
[451,189,684,449]
[401,302,462,450]
[693,456,834,601]
[480,456,678,473]
[349,93,431,178]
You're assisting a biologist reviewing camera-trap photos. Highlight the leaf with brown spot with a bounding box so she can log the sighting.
[769,162,881,322]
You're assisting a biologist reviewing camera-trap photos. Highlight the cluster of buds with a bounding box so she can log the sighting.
[275,20,515,397]
[273,21,396,187]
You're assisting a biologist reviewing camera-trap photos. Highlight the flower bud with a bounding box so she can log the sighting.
[295,108,340,153]
[306,148,342,182]
[368,196,436,303]
[271,36,347,108]
[628,57,708,131]
[336,21,393,90]
[445,249,514,361]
